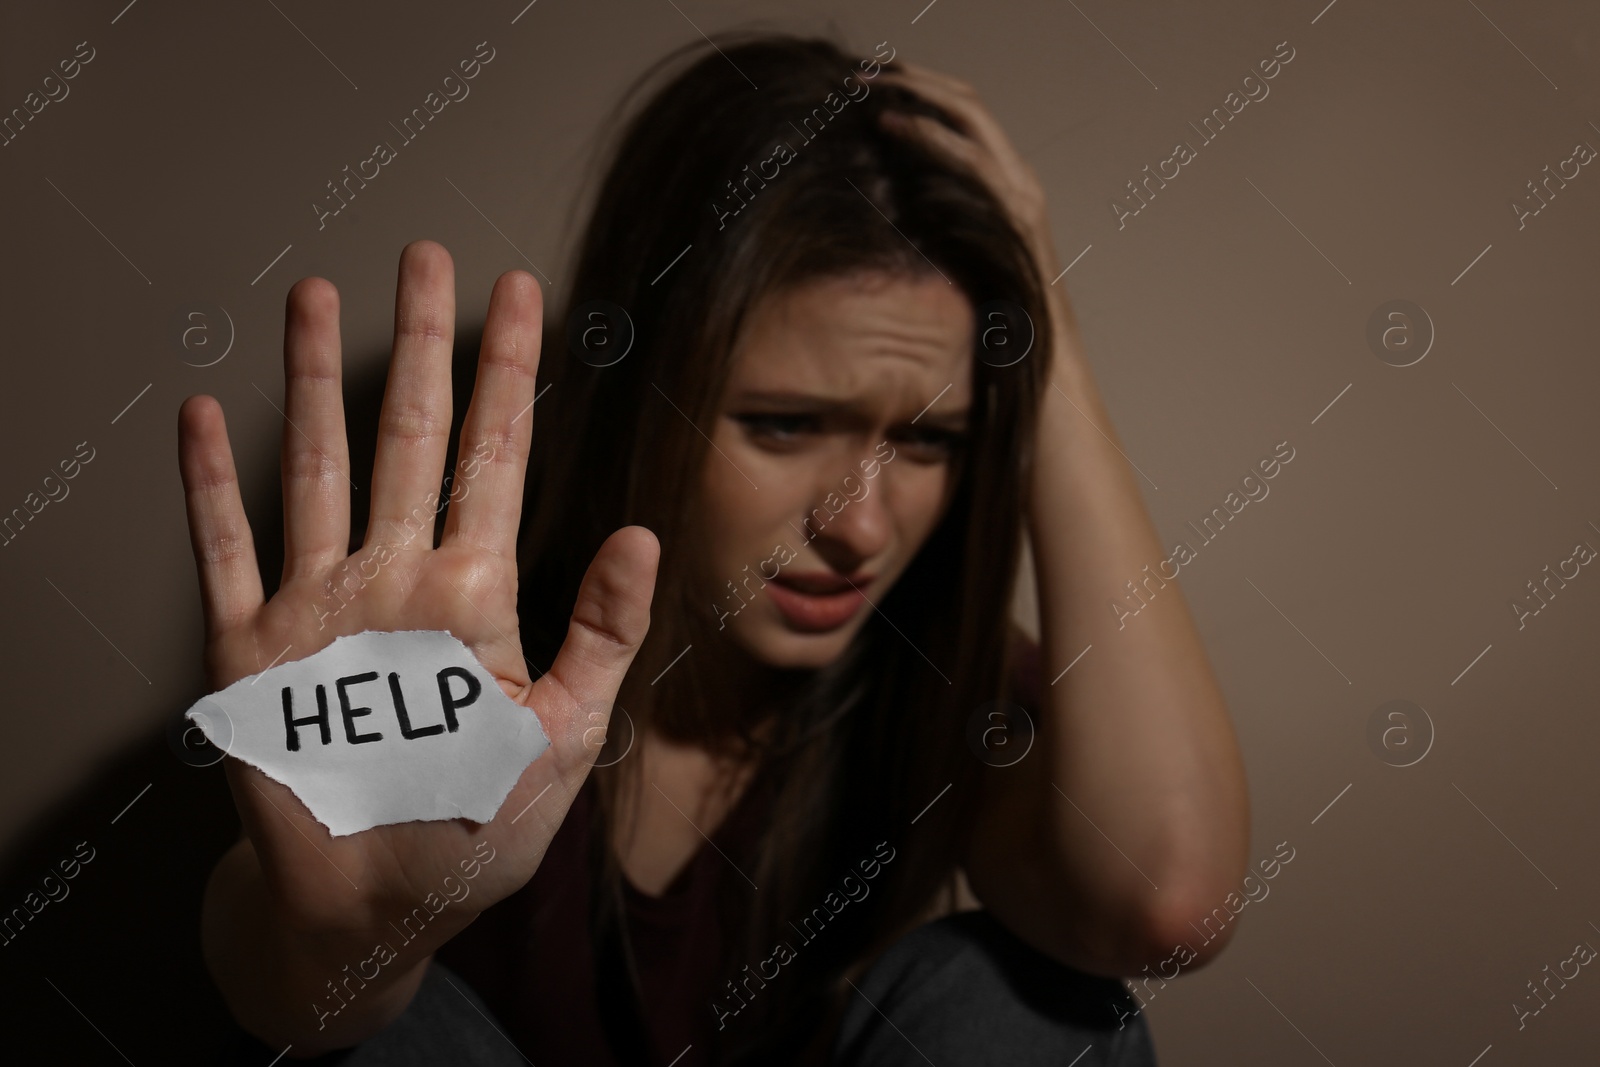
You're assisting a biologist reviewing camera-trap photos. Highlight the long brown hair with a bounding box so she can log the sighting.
[515,30,1053,1064]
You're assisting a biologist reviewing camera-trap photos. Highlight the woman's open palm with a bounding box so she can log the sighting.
[177,240,658,940]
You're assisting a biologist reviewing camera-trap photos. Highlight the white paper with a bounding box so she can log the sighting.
[184,630,548,836]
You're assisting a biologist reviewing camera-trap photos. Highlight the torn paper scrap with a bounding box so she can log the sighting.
[184,629,548,837]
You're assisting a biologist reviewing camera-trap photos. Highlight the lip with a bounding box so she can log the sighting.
[766,572,873,632]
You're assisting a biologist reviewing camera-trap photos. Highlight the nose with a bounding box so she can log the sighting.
[800,462,891,569]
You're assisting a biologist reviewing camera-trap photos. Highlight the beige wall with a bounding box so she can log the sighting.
[1,0,1597,1060]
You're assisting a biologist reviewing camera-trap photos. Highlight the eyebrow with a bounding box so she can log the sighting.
[911,409,971,431]
[730,390,970,428]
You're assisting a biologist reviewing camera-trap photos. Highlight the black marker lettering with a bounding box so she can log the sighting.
[283,683,332,751]
[390,671,444,739]
[435,667,481,732]
[336,672,384,744]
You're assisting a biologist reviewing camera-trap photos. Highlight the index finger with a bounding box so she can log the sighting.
[440,269,543,557]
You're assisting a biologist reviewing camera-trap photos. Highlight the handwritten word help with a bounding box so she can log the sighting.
[184,630,547,836]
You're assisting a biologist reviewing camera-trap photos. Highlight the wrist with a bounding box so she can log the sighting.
[264,883,478,1050]
[202,841,448,1053]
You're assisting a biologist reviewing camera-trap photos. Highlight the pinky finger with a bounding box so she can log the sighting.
[178,395,265,640]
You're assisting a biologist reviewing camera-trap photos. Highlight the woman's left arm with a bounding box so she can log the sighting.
[879,62,1250,977]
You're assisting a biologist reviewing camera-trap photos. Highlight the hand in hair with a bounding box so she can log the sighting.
[876,62,1054,268]
[177,239,660,1052]
[875,60,1084,349]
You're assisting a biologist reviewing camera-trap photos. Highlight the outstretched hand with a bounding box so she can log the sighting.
[178,239,658,943]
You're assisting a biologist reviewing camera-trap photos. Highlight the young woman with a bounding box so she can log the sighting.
[186,32,1249,1066]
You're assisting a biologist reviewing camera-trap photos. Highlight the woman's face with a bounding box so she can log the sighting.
[700,269,974,670]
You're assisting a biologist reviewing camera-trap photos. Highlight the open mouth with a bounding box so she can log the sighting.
[765,573,873,632]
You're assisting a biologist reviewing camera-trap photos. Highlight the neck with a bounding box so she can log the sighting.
[648,631,804,754]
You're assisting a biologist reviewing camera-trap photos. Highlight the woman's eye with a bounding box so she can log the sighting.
[891,426,967,458]
[733,413,819,442]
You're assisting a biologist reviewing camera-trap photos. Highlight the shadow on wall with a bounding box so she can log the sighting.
[0,328,492,1064]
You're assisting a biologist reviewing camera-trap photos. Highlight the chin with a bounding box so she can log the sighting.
[728,618,860,670]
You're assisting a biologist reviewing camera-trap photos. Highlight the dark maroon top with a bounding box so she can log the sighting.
[437,765,776,1067]
[437,630,1043,1065]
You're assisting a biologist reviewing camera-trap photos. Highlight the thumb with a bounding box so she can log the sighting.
[538,524,659,757]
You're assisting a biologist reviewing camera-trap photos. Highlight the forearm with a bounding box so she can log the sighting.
[1028,316,1250,951]
[200,839,437,1055]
